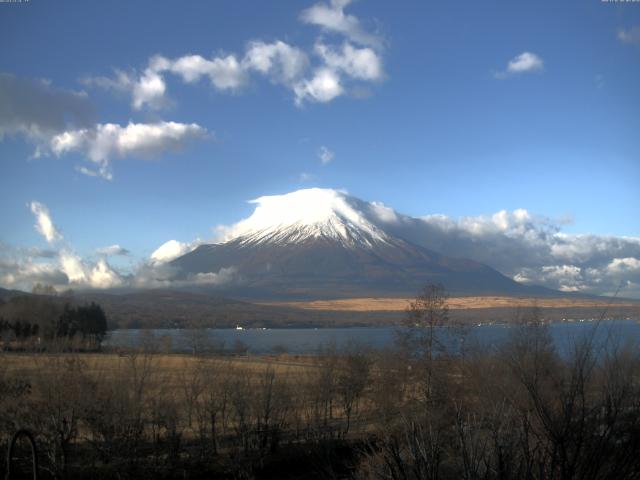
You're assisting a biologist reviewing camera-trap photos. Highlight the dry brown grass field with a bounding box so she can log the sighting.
[258,295,640,312]
[0,352,320,384]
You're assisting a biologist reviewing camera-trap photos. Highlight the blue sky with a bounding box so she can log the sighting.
[1,0,639,294]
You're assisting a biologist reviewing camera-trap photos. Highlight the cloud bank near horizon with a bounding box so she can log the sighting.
[0,202,235,292]
[366,203,640,298]
[2,192,638,298]
[1,198,638,299]
[208,189,640,298]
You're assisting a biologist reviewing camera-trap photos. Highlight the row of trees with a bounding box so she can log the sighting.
[0,301,108,347]
[0,319,39,339]
[55,303,108,341]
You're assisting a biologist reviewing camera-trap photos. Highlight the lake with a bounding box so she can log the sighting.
[104,319,640,355]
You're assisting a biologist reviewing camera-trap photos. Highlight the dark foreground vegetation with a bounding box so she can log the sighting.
[0,299,107,351]
[1,287,640,479]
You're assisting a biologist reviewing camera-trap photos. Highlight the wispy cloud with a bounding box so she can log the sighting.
[300,0,382,49]
[595,74,605,89]
[495,52,544,79]
[618,26,640,45]
[96,244,130,256]
[318,145,334,164]
[299,172,315,182]
[29,201,63,244]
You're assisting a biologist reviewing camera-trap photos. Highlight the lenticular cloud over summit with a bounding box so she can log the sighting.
[214,188,390,247]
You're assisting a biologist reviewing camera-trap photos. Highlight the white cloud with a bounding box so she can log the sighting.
[294,68,344,104]
[299,172,315,182]
[75,166,100,177]
[0,256,68,289]
[96,244,130,256]
[58,251,124,289]
[130,261,238,289]
[540,265,583,292]
[85,6,385,109]
[243,41,309,84]
[5,190,640,297]
[198,189,628,297]
[618,26,640,45]
[507,52,544,73]
[89,259,124,289]
[608,257,640,273]
[291,42,384,105]
[318,145,334,164]
[92,43,306,110]
[150,239,198,264]
[1,205,236,291]
[371,205,640,297]
[132,68,167,110]
[315,42,383,81]
[495,52,544,79]
[368,201,398,224]
[88,53,247,111]
[83,67,169,110]
[300,0,381,48]
[1,73,208,180]
[59,251,88,284]
[166,54,247,90]
[29,201,62,244]
[49,121,208,180]
[0,241,234,291]
[190,267,238,285]
[0,239,212,292]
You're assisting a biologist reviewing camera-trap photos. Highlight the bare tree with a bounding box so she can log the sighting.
[399,284,452,403]
[337,346,371,436]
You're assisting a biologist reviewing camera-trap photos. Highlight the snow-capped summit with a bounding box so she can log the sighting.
[217,188,392,248]
[170,188,548,298]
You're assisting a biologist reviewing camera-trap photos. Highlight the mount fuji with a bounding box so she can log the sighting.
[170,188,552,299]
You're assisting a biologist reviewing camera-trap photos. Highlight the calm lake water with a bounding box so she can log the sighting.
[104,319,640,355]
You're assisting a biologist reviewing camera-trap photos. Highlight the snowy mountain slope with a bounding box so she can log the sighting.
[170,188,553,298]
[216,188,392,248]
